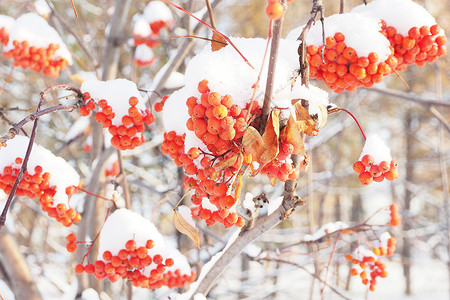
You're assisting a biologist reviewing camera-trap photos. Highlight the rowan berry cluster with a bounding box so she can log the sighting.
[0,27,9,45]
[105,160,120,178]
[307,32,399,93]
[154,95,168,112]
[347,253,388,292]
[389,203,401,227]
[353,154,398,185]
[74,238,196,289]
[79,92,155,150]
[260,141,301,181]
[3,40,69,77]
[0,157,81,227]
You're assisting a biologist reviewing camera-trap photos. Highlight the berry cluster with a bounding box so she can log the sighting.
[75,239,196,289]
[154,95,168,112]
[191,200,245,228]
[380,22,447,70]
[0,157,81,226]
[260,141,301,181]
[307,32,399,93]
[372,236,397,257]
[3,40,69,77]
[347,253,388,292]
[79,92,155,150]
[353,155,398,185]
[389,203,401,226]
[266,0,284,20]
[105,160,120,178]
[161,131,186,166]
[0,26,9,45]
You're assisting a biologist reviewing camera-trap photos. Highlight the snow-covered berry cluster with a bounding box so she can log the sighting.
[72,209,196,290]
[2,13,72,77]
[79,78,155,151]
[0,15,14,45]
[0,136,81,226]
[133,1,173,66]
[352,135,398,185]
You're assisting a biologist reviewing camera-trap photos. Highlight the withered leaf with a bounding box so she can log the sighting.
[281,114,305,156]
[173,208,200,248]
[211,31,227,51]
[243,126,265,160]
[315,104,328,129]
[294,103,319,136]
[214,154,238,170]
[261,109,280,163]
[234,172,243,200]
[270,177,277,187]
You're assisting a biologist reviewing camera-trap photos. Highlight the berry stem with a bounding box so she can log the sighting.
[75,186,118,208]
[338,108,367,140]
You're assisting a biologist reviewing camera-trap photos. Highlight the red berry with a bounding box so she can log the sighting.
[352,161,365,173]
[126,240,137,251]
[75,264,84,274]
[361,155,374,167]
[359,171,373,185]
[66,233,77,243]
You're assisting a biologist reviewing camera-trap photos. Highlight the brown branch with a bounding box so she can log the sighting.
[366,87,450,108]
[205,0,216,29]
[117,150,131,209]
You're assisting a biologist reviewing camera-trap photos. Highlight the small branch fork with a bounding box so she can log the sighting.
[0,85,83,231]
[297,0,324,87]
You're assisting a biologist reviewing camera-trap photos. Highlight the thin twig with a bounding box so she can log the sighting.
[117,150,131,209]
[205,0,216,28]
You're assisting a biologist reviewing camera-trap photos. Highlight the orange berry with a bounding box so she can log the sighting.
[198,80,209,93]
[208,92,221,106]
[361,154,374,167]
[265,2,284,20]
[352,161,365,173]
[359,171,373,185]
[212,105,228,119]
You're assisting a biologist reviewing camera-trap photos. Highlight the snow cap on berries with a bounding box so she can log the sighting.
[0,15,15,32]
[4,13,72,64]
[133,16,152,36]
[358,134,392,165]
[34,0,52,18]
[287,12,391,61]
[135,44,155,65]
[352,0,444,36]
[143,1,173,24]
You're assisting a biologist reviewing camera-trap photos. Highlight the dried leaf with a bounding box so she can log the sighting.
[214,154,238,170]
[280,114,305,157]
[270,177,277,187]
[211,31,227,51]
[234,172,243,200]
[315,104,328,129]
[261,109,280,163]
[173,209,200,248]
[294,103,319,136]
[243,126,265,160]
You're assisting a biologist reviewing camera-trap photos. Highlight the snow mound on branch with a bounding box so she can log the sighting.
[303,221,348,242]
[34,0,52,18]
[143,1,173,24]
[287,13,391,61]
[352,0,442,36]
[133,16,152,36]
[98,208,191,275]
[80,78,147,127]
[358,134,392,165]
[4,13,72,64]
[352,245,376,261]
[163,37,328,137]
[0,135,80,205]
[135,44,155,63]
[0,15,14,31]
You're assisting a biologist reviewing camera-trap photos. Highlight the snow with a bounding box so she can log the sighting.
[303,221,348,242]
[0,280,15,300]
[243,244,261,258]
[80,78,147,127]
[4,13,73,64]
[201,197,218,212]
[133,16,151,36]
[81,288,100,300]
[243,192,256,212]
[64,116,90,141]
[34,0,52,18]
[150,63,185,90]
[267,196,283,216]
[352,245,376,261]
[177,205,196,228]
[374,231,392,249]
[98,209,192,276]
[143,1,173,24]
[0,15,14,31]
[0,135,80,205]
[287,12,391,61]
[135,44,155,63]
[358,134,392,165]
[352,0,442,36]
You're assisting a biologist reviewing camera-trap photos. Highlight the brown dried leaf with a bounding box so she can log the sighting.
[294,103,319,136]
[214,154,238,170]
[211,31,227,51]
[281,114,305,156]
[243,126,265,160]
[270,177,277,187]
[316,104,328,129]
[261,109,280,163]
[234,172,243,200]
[174,208,200,248]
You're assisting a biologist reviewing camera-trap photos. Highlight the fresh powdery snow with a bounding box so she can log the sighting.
[287,12,391,61]
[303,221,349,242]
[352,245,376,261]
[98,209,191,276]
[352,0,443,36]
[34,0,52,18]
[143,1,173,24]
[4,13,72,64]
[0,135,80,205]
[135,44,155,63]
[0,15,14,32]
[177,205,196,228]
[358,134,392,165]
[80,78,147,127]
[133,16,152,36]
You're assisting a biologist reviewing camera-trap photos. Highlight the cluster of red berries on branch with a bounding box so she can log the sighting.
[154,95,168,112]
[347,251,388,292]
[74,238,195,289]
[382,23,446,69]
[0,157,81,227]
[389,203,401,227]
[353,155,398,185]
[105,160,120,178]
[0,27,9,45]
[79,79,155,151]
[3,40,69,77]
[307,32,399,93]
[260,141,302,182]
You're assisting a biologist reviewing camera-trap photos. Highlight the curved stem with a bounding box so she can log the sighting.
[338,108,366,140]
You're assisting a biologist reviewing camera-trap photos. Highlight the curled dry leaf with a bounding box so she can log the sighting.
[315,104,328,129]
[243,126,265,160]
[214,154,238,170]
[234,172,243,200]
[211,31,228,51]
[294,103,319,136]
[261,109,280,163]
[280,114,305,157]
[173,208,200,248]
